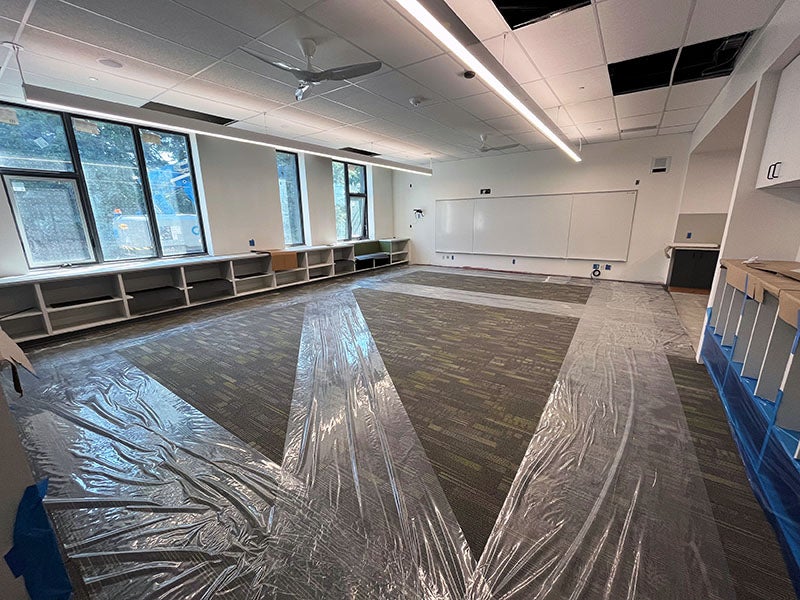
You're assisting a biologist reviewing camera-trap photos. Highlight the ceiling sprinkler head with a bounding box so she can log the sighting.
[409,96,424,107]
[463,70,476,79]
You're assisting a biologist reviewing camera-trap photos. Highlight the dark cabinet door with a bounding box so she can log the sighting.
[669,249,720,289]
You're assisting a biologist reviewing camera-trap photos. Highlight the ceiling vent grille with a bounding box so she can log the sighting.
[621,125,658,134]
[340,147,380,157]
[141,102,236,126]
[651,156,672,174]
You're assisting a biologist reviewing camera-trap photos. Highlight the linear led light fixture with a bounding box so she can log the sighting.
[393,0,582,163]
[23,85,432,176]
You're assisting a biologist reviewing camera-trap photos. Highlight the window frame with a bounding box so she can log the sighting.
[275,150,306,247]
[334,161,369,241]
[0,101,207,269]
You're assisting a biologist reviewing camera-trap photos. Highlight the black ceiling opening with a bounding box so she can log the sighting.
[141,102,236,126]
[340,147,380,157]
[674,32,752,84]
[608,31,752,97]
[608,49,680,96]
[490,1,591,29]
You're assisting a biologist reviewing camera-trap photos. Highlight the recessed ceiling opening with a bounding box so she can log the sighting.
[490,1,591,30]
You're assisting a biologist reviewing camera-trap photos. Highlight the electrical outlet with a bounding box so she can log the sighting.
[605,264,611,270]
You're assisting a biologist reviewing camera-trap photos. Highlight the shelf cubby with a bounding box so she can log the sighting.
[308,265,334,280]
[275,269,308,287]
[48,299,126,332]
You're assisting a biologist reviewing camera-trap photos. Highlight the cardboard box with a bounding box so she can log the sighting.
[720,259,755,294]
[749,260,800,283]
[721,259,800,302]
[268,250,299,272]
[779,290,800,327]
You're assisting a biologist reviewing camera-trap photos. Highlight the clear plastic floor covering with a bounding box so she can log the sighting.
[3,268,737,598]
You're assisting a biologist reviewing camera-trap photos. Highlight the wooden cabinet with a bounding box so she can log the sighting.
[758,53,800,189]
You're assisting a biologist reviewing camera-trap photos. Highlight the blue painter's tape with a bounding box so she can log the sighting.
[3,478,72,600]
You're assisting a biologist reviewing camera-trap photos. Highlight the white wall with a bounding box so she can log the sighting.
[195,135,285,254]
[718,75,800,261]
[679,151,740,214]
[302,154,337,245]
[394,133,692,284]
[370,166,395,239]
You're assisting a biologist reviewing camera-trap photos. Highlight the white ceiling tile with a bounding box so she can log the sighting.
[584,133,620,144]
[454,92,514,121]
[578,119,619,139]
[618,112,661,130]
[514,6,604,77]
[305,0,442,68]
[402,53,488,99]
[614,87,668,118]
[172,0,296,38]
[281,0,318,11]
[154,90,261,121]
[666,77,727,110]
[171,77,284,113]
[598,0,693,63]
[0,14,19,41]
[28,0,217,74]
[485,114,533,134]
[198,61,296,103]
[272,103,349,130]
[0,0,26,21]
[22,70,154,105]
[56,0,253,58]
[0,80,25,102]
[565,97,615,124]
[659,123,696,135]
[18,51,168,99]
[233,112,324,137]
[256,14,377,70]
[521,79,560,109]
[544,106,573,127]
[511,130,550,147]
[293,95,372,124]
[661,106,708,127]
[547,66,612,105]
[358,69,443,106]
[19,27,189,89]
[418,101,484,131]
[560,125,583,141]
[482,34,541,84]
[352,117,418,140]
[686,0,782,45]
[443,0,508,41]
[323,85,406,117]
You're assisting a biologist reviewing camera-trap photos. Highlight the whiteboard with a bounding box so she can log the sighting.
[474,195,571,258]
[434,190,637,261]
[567,191,637,261]
[435,199,475,253]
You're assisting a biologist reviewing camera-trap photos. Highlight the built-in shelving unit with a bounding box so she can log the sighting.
[0,239,409,343]
[702,259,800,591]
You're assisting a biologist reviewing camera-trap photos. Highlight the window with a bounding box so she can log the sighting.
[276,151,304,246]
[332,161,368,240]
[73,118,156,261]
[139,129,205,256]
[3,176,94,267]
[0,102,206,268]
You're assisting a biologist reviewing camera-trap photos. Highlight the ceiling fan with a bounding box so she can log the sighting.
[242,39,382,101]
[477,133,520,153]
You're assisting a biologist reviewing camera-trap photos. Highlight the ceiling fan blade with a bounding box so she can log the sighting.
[319,61,383,81]
[240,48,308,77]
[491,143,521,151]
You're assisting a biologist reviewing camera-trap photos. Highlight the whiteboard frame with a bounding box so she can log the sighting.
[434,190,638,262]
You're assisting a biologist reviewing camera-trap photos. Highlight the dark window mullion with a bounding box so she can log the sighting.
[63,113,105,263]
[131,125,165,258]
[343,162,352,241]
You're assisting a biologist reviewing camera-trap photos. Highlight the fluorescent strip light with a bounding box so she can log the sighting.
[24,90,433,176]
[393,0,582,163]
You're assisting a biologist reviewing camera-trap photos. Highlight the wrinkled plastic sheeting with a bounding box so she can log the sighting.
[3,290,474,599]
[466,282,734,600]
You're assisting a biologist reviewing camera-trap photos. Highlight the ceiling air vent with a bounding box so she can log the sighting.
[651,156,672,174]
[621,125,658,134]
[340,147,380,157]
[140,102,236,126]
